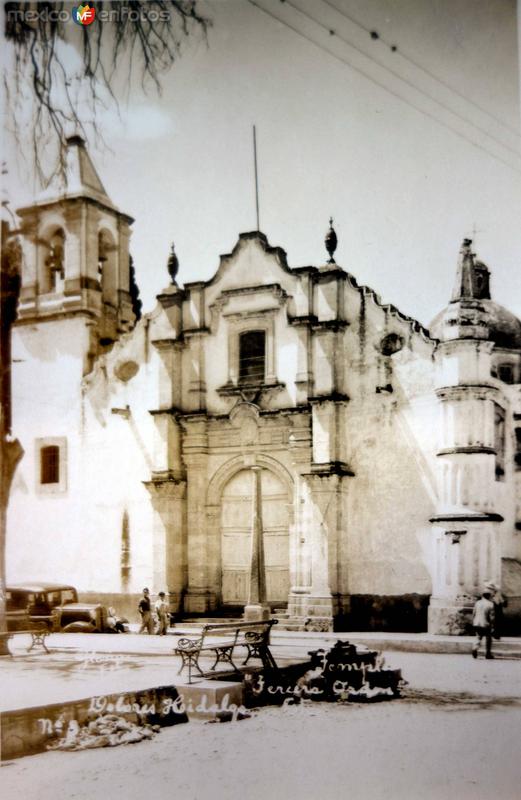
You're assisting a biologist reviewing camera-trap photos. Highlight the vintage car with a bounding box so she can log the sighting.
[55,603,109,633]
[6,583,78,630]
[5,584,126,633]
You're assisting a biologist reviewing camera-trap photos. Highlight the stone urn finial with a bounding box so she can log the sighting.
[167,242,179,284]
[325,217,337,264]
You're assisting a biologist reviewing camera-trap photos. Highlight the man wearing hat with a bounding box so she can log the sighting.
[485,582,507,641]
[471,589,495,659]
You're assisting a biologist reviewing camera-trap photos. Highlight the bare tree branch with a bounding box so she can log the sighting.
[4,1,210,185]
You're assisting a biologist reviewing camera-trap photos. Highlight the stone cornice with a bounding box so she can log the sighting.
[430,512,504,523]
[311,319,349,332]
[314,266,349,283]
[149,406,183,417]
[182,326,211,338]
[288,314,318,327]
[259,405,311,416]
[17,194,134,225]
[216,382,285,406]
[435,384,500,400]
[303,461,354,477]
[156,288,185,307]
[143,476,186,498]
[435,336,495,355]
[150,337,182,350]
[218,283,288,302]
[309,393,350,404]
[15,307,99,325]
[436,446,496,456]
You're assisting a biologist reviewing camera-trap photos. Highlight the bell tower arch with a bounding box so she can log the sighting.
[15,135,136,364]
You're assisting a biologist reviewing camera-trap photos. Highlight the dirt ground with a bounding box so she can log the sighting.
[2,652,520,800]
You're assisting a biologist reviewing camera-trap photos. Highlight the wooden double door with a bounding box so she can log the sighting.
[221,468,290,606]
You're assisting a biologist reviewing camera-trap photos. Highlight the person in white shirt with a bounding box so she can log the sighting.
[472,590,495,660]
[155,591,169,636]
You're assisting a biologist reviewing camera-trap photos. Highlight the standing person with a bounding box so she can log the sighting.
[472,590,495,659]
[155,591,169,636]
[485,582,507,640]
[138,588,153,634]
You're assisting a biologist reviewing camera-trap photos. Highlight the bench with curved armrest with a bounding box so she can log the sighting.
[174,619,278,683]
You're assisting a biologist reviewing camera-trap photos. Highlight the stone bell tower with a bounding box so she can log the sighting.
[427,239,507,633]
[15,135,135,369]
[8,138,138,586]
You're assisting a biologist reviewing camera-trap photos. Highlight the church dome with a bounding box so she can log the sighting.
[429,238,521,350]
[430,298,521,349]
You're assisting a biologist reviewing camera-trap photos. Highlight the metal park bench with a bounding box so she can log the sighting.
[174,619,279,683]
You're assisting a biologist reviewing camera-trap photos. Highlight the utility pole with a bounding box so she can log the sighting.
[253,125,260,231]
[244,466,269,621]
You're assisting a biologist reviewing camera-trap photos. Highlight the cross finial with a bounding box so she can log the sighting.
[470,222,483,248]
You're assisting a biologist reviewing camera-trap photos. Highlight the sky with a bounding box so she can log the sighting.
[2,0,521,327]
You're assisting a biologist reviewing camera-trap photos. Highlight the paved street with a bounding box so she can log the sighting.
[2,652,520,800]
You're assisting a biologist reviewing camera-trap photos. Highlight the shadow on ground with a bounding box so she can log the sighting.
[402,687,521,710]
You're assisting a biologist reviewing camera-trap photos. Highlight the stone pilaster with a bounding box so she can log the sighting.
[287,473,312,618]
[286,418,313,618]
[183,435,217,613]
[205,503,222,605]
[296,471,348,629]
[185,331,207,412]
[428,518,502,633]
[291,320,314,404]
[143,478,186,612]
[151,337,183,411]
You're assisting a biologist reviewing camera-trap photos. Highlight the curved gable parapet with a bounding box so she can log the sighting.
[202,231,293,290]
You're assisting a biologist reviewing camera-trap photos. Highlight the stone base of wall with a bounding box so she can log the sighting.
[427,598,473,635]
[79,591,185,623]
[183,589,219,615]
[503,597,521,634]
[284,592,339,631]
[336,594,430,633]
[79,592,141,623]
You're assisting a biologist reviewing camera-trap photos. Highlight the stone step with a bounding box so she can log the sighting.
[172,620,521,656]
[180,621,234,625]
[176,618,242,627]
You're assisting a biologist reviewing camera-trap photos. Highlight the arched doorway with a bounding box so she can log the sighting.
[221,468,290,607]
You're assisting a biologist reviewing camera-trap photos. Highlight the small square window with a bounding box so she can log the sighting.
[41,445,60,484]
[498,364,514,384]
[36,437,67,493]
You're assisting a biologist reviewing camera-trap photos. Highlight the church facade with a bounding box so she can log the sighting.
[6,137,521,632]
